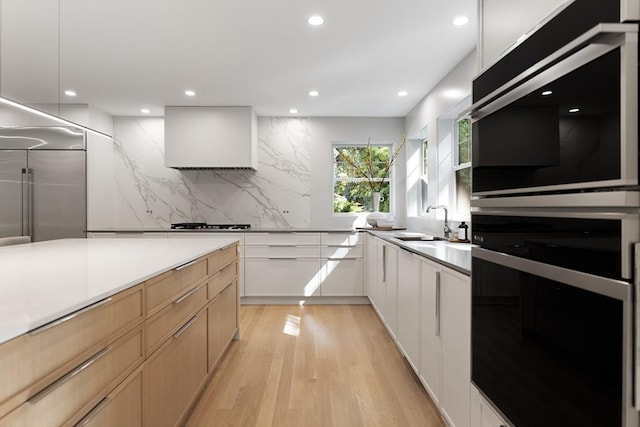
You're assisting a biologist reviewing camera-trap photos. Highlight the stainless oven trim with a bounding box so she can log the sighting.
[472,25,638,198]
[471,191,640,209]
[472,247,629,300]
[472,246,638,424]
[622,0,640,22]
[471,209,639,279]
[471,23,637,114]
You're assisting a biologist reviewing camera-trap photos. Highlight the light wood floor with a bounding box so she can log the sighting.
[186,305,444,427]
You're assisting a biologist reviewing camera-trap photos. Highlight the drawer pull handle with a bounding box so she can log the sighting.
[29,298,113,335]
[174,315,198,338]
[173,286,200,305]
[267,257,299,260]
[176,259,198,271]
[76,397,110,426]
[221,263,235,272]
[29,347,111,403]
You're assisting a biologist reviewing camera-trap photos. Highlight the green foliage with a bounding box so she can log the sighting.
[457,118,471,165]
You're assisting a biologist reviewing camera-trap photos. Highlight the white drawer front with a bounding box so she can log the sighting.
[320,232,361,246]
[245,232,320,246]
[245,245,319,259]
[244,259,321,296]
[321,245,363,259]
[320,259,363,296]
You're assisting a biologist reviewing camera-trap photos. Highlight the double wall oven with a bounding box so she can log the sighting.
[471,15,639,427]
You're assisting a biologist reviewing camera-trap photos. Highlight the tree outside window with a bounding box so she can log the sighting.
[454,117,471,213]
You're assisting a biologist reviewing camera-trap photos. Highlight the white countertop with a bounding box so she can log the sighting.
[0,237,238,345]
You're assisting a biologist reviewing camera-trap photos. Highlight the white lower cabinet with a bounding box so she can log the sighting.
[320,258,363,296]
[396,249,421,372]
[419,258,441,405]
[364,234,379,306]
[376,239,398,339]
[244,259,321,296]
[471,385,508,427]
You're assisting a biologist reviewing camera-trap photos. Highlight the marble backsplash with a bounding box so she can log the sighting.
[110,116,311,228]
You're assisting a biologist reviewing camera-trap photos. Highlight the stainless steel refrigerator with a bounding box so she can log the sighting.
[0,126,86,242]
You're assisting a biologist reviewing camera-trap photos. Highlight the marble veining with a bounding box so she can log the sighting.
[111,116,311,228]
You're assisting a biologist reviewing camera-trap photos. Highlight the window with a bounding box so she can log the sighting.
[421,138,429,212]
[333,144,392,213]
[454,117,471,213]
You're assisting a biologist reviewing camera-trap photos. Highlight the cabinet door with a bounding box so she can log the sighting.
[364,234,378,304]
[440,269,471,427]
[419,259,441,405]
[383,243,398,338]
[396,249,421,372]
[244,259,321,296]
[208,282,238,371]
[143,312,207,427]
[320,258,363,296]
[75,367,142,427]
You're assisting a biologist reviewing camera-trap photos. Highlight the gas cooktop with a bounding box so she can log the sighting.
[170,223,251,230]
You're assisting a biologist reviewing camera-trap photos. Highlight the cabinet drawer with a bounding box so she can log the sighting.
[321,232,361,246]
[146,257,207,317]
[72,366,142,427]
[244,259,321,296]
[245,245,319,259]
[0,327,143,427]
[321,245,363,259]
[145,284,207,355]
[320,259,363,296]
[207,244,237,275]
[143,312,208,427]
[208,262,237,299]
[208,281,238,371]
[245,232,320,246]
[0,285,143,418]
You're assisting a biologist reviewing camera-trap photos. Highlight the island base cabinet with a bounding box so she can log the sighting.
[208,281,238,371]
[75,367,143,427]
[143,312,207,427]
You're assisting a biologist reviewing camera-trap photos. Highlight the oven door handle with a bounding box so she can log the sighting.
[470,23,637,120]
[472,247,629,300]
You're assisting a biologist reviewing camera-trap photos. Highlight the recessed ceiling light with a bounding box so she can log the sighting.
[308,16,324,26]
[541,90,553,96]
[452,16,469,26]
[64,90,77,97]
[398,90,408,97]
[309,90,319,97]
[569,108,580,113]
[185,90,196,96]
[141,108,150,114]
[289,109,298,114]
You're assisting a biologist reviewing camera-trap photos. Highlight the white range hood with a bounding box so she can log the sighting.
[164,106,258,170]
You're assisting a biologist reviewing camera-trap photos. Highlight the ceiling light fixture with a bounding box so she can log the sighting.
[185,90,196,96]
[569,108,580,113]
[398,91,408,97]
[289,109,298,114]
[309,90,319,97]
[64,90,77,97]
[452,16,469,26]
[541,90,553,96]
[141,108,150,114]
[308,16,324,26]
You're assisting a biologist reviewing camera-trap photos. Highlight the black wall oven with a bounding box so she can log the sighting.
[471,20,640,427]
[471,24,637,196]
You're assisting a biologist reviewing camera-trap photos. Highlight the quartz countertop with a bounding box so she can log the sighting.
[0,237,238,345]
[368,230,472,275]
[88,227,357,233]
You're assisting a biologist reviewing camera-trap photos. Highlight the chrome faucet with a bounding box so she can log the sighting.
[426,205,451,239]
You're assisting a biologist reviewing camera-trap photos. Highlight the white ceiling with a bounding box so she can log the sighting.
[1,0,477,117]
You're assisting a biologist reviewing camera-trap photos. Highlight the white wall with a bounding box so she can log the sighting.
[404,50,476,236]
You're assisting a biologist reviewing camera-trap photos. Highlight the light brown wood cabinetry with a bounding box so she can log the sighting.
[143,312,208,427]
[0,241,239,427]
[0,284,144,419]
[76,366,143,427]
[208,281,238,371]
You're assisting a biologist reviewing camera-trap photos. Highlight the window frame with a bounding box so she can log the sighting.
[453,116,471,215]
[332,142,394,215]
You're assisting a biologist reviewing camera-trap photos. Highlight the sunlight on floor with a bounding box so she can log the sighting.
[283,314,301,336]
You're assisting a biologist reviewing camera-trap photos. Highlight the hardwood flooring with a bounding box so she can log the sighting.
[186,305,444,427]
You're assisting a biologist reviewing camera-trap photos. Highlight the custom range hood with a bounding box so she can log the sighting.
[164,106,258,170]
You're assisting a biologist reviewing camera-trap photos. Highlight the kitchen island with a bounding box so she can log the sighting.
[0,237,240,427]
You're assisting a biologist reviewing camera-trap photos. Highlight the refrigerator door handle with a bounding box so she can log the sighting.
[21,168,29,237]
